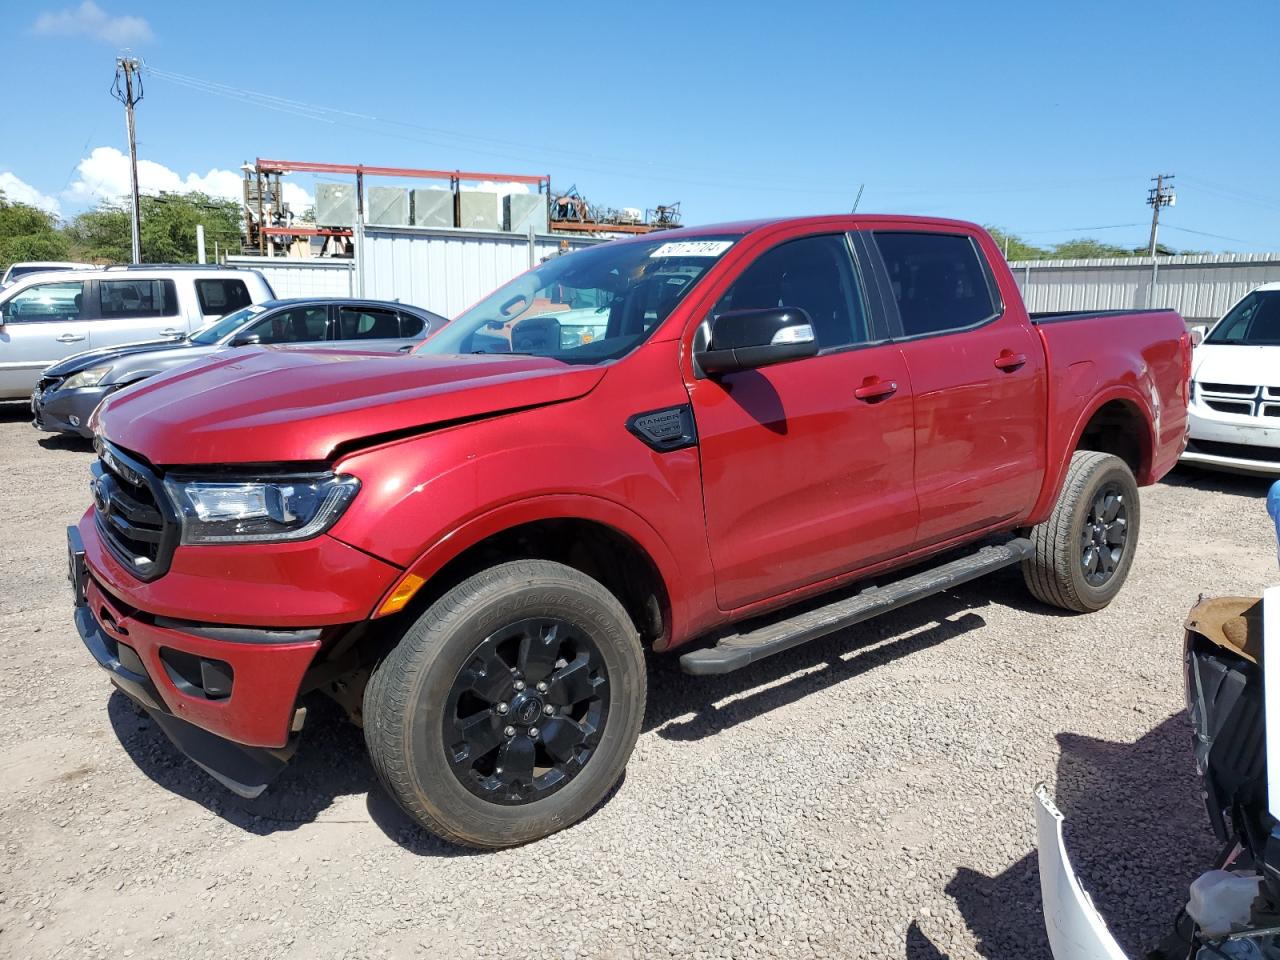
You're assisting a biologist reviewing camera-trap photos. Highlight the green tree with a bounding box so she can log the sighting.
[0,192,70,271]
[984,226,1047,261]
[69,191,242,264]
[1048,238,1134,259]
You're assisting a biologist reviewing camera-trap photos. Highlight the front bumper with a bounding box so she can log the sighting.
[74,593,300,798]
[31,383,109,437]
[72,503,400,796]
[1181,406,1280,477]
[1035,784,1130,960]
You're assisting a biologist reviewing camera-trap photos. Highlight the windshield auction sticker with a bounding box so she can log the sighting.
[649,240,734,259]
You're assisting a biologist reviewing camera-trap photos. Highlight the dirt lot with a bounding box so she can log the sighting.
[1,405,1276,960]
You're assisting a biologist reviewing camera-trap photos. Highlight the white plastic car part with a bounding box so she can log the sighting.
[1035,782,1129,960]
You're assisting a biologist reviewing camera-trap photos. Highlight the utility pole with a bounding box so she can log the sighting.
[1146,173,1175,256]
[112,57,144,263]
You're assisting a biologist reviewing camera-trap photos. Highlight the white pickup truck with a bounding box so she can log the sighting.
[1182,282,1280,477]
[0,265,274,400]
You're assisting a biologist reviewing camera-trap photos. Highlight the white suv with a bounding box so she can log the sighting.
[0,266,275,400]
[1183,282,1280,476]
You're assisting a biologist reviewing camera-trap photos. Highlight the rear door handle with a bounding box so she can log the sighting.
[159,327,183,337]
[398,344,414,353]
[854,378,898,402]
[55,333,86,343]
[994,351,1027,372]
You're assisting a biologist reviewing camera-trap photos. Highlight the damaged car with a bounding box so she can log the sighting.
[1038,581,1280,959]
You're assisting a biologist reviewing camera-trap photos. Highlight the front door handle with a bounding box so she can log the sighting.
[398,344,414,353]
[854,378,898,402]
[55,333,86,343]
[994,351,1027,372]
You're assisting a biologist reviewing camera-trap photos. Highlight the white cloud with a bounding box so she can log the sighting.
[282,183,313,212]
[0,172,62,216]
[31,1,153,46]
[65,146,314,214]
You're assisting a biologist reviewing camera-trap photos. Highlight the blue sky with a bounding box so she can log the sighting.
[3,0,1278,251]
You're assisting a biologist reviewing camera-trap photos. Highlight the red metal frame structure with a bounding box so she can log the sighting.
[256,159,549,187]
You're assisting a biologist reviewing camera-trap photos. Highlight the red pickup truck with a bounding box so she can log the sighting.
[69,215,1190,847]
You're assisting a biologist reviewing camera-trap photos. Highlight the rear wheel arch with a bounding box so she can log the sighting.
[1072,395,1153,478]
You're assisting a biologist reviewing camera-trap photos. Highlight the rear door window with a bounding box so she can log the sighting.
[336,306,401,341]
[399,311,427,338]
[874,232,999,337]
[99,279,178,318]
[5,281,86,322]
[196,278,253,316]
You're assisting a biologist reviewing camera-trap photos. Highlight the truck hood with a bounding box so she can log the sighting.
[93,347,606,466]
[1192,344,1280,387]
[44,336,190,377]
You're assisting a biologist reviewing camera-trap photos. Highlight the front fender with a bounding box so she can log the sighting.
[369,493,689,644]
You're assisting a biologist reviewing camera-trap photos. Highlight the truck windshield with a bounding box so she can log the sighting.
[416,235,738,363]
[1206,291,1280,345]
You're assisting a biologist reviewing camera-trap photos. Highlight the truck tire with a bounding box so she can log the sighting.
[1021,451,1141,613]
[364,559,646,848]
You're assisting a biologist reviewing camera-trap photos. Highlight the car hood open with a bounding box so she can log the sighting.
[92,347,607,466]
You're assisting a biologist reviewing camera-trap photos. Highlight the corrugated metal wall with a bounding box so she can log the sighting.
[227,227,600,318]
[225,257,355,298]
[1010,252,1280,325]
[356,226,598,317]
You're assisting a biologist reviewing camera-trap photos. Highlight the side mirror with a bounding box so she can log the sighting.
[229,333,262,347]
[695,307,817,376]
[1189,325,1208,347]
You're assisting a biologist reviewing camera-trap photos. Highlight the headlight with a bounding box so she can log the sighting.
[63,366,111,389]
[162,473,360,544]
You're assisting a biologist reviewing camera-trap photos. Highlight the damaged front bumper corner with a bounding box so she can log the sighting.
[1034,783,1130,960]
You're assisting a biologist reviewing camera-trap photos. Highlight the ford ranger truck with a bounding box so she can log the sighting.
[69,216,1192,848]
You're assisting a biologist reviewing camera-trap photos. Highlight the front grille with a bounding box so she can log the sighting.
[1187,439,1280,464]
[37,375,62,394]
[92,442,179,581]
[1201,382,1258,397]
[1197,382,1280,418]
[1206,399,1255,416]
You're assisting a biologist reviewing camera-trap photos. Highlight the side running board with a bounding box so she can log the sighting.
[679,538,1034,676]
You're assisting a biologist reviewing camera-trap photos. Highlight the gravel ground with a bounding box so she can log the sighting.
[1,403,1277,960]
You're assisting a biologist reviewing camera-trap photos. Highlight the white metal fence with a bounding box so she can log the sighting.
[227,226,600,318]
[1010,252,1280,326]
[224,257,355,298]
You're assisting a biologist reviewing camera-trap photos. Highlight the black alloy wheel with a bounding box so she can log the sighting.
[443,617,609,805]
[1080,481,1128,586]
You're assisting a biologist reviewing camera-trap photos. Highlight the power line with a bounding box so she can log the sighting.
[140,62,1144,203]
[1019,222,1144,234]
[1160,224,1256,245]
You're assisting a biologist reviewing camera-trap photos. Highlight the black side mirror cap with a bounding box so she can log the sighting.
[695,307,818,376]
[229,334,262,347]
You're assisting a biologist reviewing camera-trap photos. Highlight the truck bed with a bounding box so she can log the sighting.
[1034,307,1188,497]
[1029,309,1171,325]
